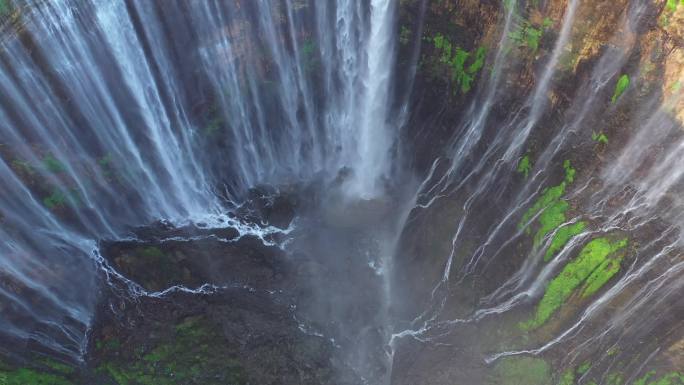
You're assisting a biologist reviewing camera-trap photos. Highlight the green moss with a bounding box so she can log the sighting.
[11,160,35,176]
[299,38,319,72]
[563,160,576,184]
[611,74,630,103]
[592,131,609,144]
[452,48,472,93]
[577,361,591,375]
[96,316,247,385]
[606,372,624,385]
[606,346,619,356]
[517,155,532,178]
[431,33,486,94]
[0,367,72,385]
[558,369,575,385]
[521,237,628,330]
[468,46,487,76]
[509,19,547,53]
[399,26,411,45]
[39,359,74,375]
[634,370,684,385]
[492,357,551,385]
[139,246,164,259]
[0,0,10,16]
[42,155,66,173]
[666,0,680,12]
[203,117,222,136]
[581,253,623,298]
[43,189,67,210]
[533,200,569,248]
[544,221,586,262]
[520,184,566,230]
[520,161,576,231]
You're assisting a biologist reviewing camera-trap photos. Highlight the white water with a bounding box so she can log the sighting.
[1,0,682,382]
[0,0,400,358]
[391,0,684,381]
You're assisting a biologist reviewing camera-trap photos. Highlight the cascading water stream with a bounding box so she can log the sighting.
[0,0,683,383]
[0,0,402,363]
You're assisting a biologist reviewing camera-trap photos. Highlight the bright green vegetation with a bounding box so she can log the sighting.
[660,0,683,26]
[667,0,678,11]
[581,252,624,298]
[519,160,577,252]
[521,237,628,330]
[634,370,684,385]
[577,361,591,375]
[39,359,74,376]
[0,368,72,385]
[606,372,624,385]
[592,131,609,144]
[544,221,586,262]
[611,74,630,103]
[97,316,247,385]
[517,154,532,178]
[534,200,569,248]
[563,160,576,184]
[43,189,67,210]
[42,155,66,173]
[0,359,73,385]
[558,369,575,385]
[431,33,486,94]
[492,357,551,385]
[519,183,566,230]
[509,18,552,53]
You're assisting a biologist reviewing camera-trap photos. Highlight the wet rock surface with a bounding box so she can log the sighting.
[81,190,364,385]
[0,189,373,384]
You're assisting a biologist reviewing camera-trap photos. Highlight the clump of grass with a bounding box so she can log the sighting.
[517,154,532,178]
[577,361,591,375]
[558,369,575,385]
[492,357,551,385]
[431,33,487,94]
[611,74,630,103]
[509,17,552,53]
[43,190,67,210]
[634,370,684,385]
[592,131,609,144]
[0,361,73,385]
[42,155,66,173]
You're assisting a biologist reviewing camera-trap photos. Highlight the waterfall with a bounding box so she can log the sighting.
[389,0,684,382]
[1,0,682,382]
[0,0,400,358]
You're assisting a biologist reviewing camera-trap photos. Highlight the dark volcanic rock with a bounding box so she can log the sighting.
[83,287,358,385]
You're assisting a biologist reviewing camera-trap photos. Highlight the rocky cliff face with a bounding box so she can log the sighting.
[391,0,684,384]
[0,1,683,385]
